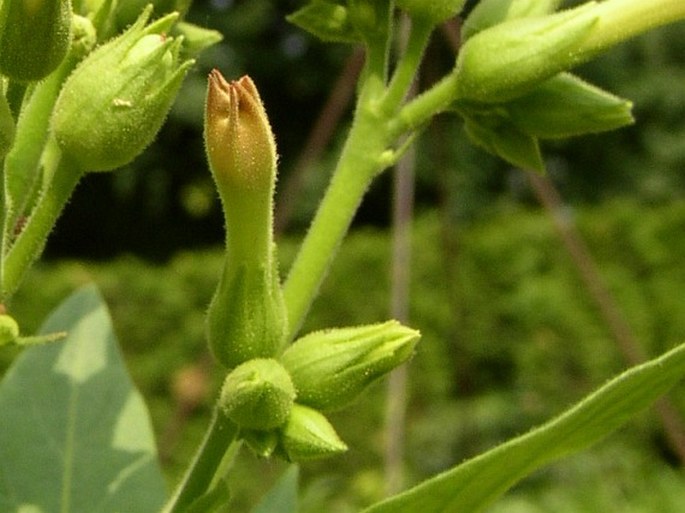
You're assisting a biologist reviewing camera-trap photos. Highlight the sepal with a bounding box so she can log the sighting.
[278,404,348,461]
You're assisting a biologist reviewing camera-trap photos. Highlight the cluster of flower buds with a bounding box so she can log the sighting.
[214,322,419,461]
[446,0,658,171]
[204,71,421,461]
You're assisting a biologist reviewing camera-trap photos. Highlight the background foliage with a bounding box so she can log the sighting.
[3,0,685,511]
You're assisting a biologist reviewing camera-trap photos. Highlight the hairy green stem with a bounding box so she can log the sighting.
[1,150,82,300]
[380,18,433,115]
[389,69,460,139]
[283,102,391,340]
[162,408,239,513]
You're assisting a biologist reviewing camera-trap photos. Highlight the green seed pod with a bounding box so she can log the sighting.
[0,315,20,346]
[396,0,466,25]
[281,320,420,411]
[0,0,72,81]
[0,93,15,159]
[219,358,295,431]
[279,404,347,462]
[51,7,194,172]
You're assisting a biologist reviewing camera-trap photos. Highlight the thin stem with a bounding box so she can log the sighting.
[380,18,433,115]
[387,69,460,140]
[283,99,391,340]
[162,408,239,513]
[1,149,82,300]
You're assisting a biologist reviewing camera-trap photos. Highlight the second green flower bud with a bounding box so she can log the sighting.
[282,320,420,411]
[219,358,295,431]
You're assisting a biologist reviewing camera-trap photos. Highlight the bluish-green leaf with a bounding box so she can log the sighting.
[361,341,685,513]
[0,285,166,513]
[250,465,299,513]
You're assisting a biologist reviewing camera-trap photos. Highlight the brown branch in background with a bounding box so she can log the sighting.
[274,47,365,235]
[526,171,685,464]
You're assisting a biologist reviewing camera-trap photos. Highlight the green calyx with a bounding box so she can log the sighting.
[206,261,287,369]
[219,358,296,431]
[0,0,72,81]
[453,72,634,172]
[51,6,194,172]
[282,320,420,411]
[279,403,348,462]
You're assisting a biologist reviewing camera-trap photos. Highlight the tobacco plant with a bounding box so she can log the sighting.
[1,0,685,512]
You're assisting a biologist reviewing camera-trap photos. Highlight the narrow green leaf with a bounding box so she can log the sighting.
[287,1,361,44]
[0,285,167,513]
[361,341,685,513]
[250,465,299,513]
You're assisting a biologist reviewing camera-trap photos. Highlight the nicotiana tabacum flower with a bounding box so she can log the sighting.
[51,6,194,172]
[204,70,287,369]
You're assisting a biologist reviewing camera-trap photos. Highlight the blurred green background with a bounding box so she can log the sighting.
[4,1,685,511]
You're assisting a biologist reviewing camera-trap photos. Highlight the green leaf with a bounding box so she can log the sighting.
[0,285,166,513]
[287,1,361,44]
[361,341,685,513]
[250,465,299,513]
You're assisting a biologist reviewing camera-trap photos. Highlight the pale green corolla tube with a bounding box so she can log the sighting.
[455,0,685,103]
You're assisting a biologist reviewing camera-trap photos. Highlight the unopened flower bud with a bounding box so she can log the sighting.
[282,321,420,411]
[279,404,347,462]
[455,3,598,103]
[219,358,295,431]
[457,0,685,104]
[396,0,466,25]
[0,0,72,81]
[51,7,194,172]
[204,70,287,369]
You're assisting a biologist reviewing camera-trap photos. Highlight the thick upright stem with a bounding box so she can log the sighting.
[283,105,391,339]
